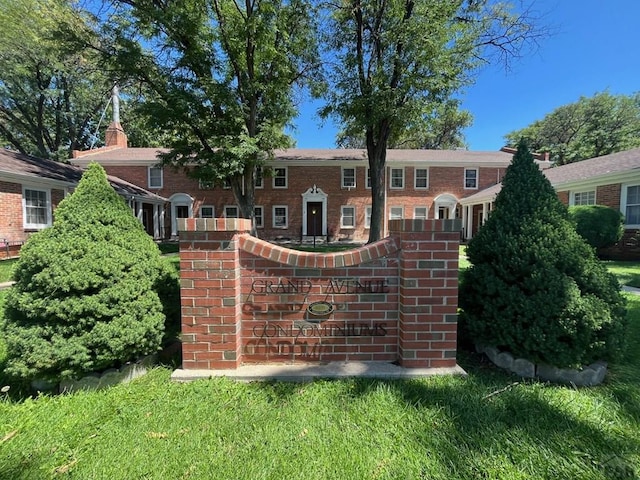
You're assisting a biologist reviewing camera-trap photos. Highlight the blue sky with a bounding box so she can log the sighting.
[290,0,640,151]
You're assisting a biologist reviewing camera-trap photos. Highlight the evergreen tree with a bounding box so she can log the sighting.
[3,163,167,382]
[460,142,626,367]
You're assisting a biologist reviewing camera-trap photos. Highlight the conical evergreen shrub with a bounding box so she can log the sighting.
[459,142,626,367]
[3,163,167,382]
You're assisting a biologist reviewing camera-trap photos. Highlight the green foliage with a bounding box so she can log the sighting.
[2,163,169,382]
[505,91,640,165]
[100,0,321,227]
[323,0,544,241]
[460,142,627,367]
[569,205,624,250]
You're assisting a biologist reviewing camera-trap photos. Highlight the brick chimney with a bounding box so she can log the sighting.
[105,85,128,148]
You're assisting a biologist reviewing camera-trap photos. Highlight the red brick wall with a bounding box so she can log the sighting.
[596,184,621,209]
[0,181,23,244]
[107,163,504,243]
[0,182,66,258]
[178,217,460,370]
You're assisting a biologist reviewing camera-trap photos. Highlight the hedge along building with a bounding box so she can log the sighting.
[460,147,640,259]
[0,148,167,259]
[70,117,552,243]
[172,217,465,380]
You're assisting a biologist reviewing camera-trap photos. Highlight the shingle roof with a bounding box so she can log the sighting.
[0,148,166,202]
[72,146,518,166]
[461,148,640,204]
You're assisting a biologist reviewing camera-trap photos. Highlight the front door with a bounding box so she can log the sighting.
[307,202,323,237]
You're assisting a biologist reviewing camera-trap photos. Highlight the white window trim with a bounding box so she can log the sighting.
[199,205,215,218]
[340,205,356,229]
[570,190,596,206]
[254,205,264,229]
[22,186,52,230]
[414,206,428,220]
[273,205,288,228]
[464,168,478,190]
[621,183,640,228]
[342,167,356,189]
[365,206,372,229]
[148,166,163,189]
[224,205,239,218]
[273,167,288,189]
[390,167,405,190]
[255,167,264,189]
[389,206,404,220]
[414,168,429,190]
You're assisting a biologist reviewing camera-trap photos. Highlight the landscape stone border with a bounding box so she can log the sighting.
[476,345,608,386]
[30,354,157,394]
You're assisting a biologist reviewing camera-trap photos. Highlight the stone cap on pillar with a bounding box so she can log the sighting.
[178,217,253,233]
[388,219,462,233]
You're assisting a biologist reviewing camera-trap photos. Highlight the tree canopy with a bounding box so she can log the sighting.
[322,0,545,242]
[96,0,321,233]
[505,91,640,165]
[0,0,109,159]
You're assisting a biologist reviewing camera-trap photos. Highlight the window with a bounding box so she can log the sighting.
[366,168,371,189]
[573,190,596,206]
[341,206,356,228]
[273,205,288,228]
[224,205,239,218]
[273,167,287,188]
[342,167,356,188]
[415,168,429,189]
[23,188,50,229]
[255,167,263,188]
[254,206,264,228]
[200,205,215,218]
[414,206,428,220]
[198,179,215,190]
[365,206,372,228]
[390,168,404,189]
[148,166,163,189]
[624,185,640,226]
[389,206,404,220]
[464,168,478,189]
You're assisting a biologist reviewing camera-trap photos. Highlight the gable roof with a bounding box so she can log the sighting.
[73,145,552,170]
[0,148,166,202]
[461,148,640,204]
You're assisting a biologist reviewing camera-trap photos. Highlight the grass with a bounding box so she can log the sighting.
[605,260,640,288]
[0,255,638,479]
[0,258,17,283]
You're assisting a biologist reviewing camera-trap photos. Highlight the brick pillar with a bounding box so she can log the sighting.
[389,219,461,368]
[178,218,251,370]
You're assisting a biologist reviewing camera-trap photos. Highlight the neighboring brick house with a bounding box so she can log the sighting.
[0,148,166,258]
[71,121,552,243]
[460,147,640,258]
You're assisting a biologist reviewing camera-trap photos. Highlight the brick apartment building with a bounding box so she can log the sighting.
[70,119,551,243]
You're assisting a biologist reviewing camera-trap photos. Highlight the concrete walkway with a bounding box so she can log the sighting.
[622,285,640,295]
[172,362,467,383]
[0,281,14,290]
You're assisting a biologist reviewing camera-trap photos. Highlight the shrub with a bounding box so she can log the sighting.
[569,205,624,250]
[459,142,627,368]
[2,163,169,382]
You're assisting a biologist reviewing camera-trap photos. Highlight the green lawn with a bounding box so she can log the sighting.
[0,257,639,479]
[605,260,640,288]
[0,258,17,283]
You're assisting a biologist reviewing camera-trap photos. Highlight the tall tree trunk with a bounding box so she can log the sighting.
[366,122,391,243]
[231,164,258,237]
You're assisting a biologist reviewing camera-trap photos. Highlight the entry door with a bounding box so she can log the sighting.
[307,202,323,236]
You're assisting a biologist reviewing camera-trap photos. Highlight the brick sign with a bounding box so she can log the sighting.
[178,218,460,370]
